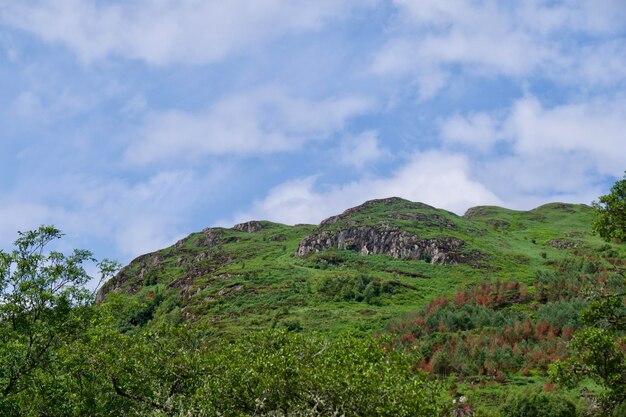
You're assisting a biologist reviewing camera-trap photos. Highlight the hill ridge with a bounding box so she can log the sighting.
[97,197,605,337]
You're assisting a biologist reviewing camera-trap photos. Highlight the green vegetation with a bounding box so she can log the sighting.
[100,199,608,337]
[1,191,625,415]
[0,227,117,406]
[501,390,577,417]
[0,226,448,416]
[5,319,450,416]
[97,197,625,415]
[592,172,626,242]
[549,264,626,414]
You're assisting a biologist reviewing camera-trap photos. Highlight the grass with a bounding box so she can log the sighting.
[99,198,619,337]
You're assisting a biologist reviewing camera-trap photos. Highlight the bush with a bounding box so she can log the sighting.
[318,274,392,304]
[501,390,577,417]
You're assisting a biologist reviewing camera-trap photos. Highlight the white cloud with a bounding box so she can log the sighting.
[338,130,389,169]
[373,0,626,97]
[507,97,626,172]
[570,40,626,87]
[126,87,372,165]
[0,33,19,63]
[392,0,626,35]
[89,171,198,256]
[475,152,606,210]
[0,168,230,259]
[2,0,375,65]
[438,95,626,175]
[11,91,45,119]
[11,88,93,123]
[439,112,501,151]
[370,39,448,100]
[371,0,553,97]
[564,0,626,34]
[120,94,147,117]
[2,0,624,264]
[224,151,501,225]
[436,94,626,207]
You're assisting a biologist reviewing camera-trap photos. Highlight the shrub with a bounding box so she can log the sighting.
[501,390,577,417]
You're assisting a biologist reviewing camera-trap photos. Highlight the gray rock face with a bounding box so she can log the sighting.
[549,238,584,249]
[232,221,264,233]
[296,226,468,264]
[198,228,223,247]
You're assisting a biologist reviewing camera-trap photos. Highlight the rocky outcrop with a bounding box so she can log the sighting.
[296,226,471,265]
[97,228,227,302]
[95,251,164,302]
[549,238,584,249]
[197,228,223,247]
[534,202,577,212]
[232,221,264,233]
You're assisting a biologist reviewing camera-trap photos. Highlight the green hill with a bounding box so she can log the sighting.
[3,198,624,415]
[97,197,613,337]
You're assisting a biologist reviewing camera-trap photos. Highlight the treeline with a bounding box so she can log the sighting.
[2,312,449,416]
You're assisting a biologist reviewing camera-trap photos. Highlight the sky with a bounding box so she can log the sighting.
[0,0,625,268]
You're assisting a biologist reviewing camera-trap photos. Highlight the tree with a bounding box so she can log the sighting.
[549,177,626,414]
[191,331,450,417]
[41,324,451,416]
[0,226,117,413]
[550,267,626,414]
[592,172,626,242]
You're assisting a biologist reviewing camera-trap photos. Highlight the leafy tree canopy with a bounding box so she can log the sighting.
[592,172,626,242]
[0,226,117,413]
[550,268,626,413]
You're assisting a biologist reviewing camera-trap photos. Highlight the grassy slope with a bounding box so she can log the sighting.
[100,198,626,415]
[100,198,616,337]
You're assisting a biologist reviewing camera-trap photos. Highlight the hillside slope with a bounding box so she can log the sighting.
[97,197,609,336]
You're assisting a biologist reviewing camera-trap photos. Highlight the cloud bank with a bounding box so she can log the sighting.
[226,151,501,225]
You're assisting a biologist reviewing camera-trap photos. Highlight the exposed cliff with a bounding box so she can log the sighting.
[296,226,470,265]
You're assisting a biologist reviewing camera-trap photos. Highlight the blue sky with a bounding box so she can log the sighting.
[1,0,625,267]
